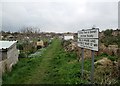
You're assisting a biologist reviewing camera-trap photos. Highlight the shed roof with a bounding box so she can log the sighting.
[0,41,17,49]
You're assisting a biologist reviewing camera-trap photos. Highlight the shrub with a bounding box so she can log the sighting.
[100,53,108,57]
[19,52,27,58]
[104,29,113,36]
[17,43,24,50]
[107,56,116,61]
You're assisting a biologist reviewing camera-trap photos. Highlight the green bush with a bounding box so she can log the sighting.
[107,56,116,61]
[17,43,24,50]
[100,53,108,57]
[29,46,36,54]
[19,52,27,58]
[101,29,120,48]
[104,29,113,36]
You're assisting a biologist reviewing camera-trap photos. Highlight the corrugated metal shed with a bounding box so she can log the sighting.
[0,41,17,49]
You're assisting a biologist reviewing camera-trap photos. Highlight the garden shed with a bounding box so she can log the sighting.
[0,41,19,74]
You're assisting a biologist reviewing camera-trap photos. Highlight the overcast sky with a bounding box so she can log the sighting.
[0,0,119,33]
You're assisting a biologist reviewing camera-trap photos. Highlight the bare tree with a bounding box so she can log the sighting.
[20,26,41,34]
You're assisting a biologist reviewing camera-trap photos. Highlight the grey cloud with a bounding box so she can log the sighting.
[2,1,118,32]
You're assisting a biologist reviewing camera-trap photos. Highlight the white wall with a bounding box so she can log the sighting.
[7,44,18,71]
[64,35,74,40]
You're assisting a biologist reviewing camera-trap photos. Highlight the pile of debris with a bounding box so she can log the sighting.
[99,43,120,57]
[62,40,78,52]
[94,57,119,84]
[94,57,113,66]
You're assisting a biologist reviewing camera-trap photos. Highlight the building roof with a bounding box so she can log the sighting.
[0,41,17,49]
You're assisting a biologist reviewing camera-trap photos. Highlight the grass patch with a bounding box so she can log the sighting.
[2,57,42,84]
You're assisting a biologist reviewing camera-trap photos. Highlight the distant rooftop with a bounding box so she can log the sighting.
[0,41,17,49]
